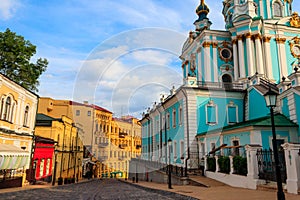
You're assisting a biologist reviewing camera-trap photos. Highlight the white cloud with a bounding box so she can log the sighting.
[0,0,20,20]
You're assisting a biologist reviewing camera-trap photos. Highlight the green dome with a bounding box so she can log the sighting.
[196,0,209,21]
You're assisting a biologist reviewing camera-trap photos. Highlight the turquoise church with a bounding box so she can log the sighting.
[140,0,300,169]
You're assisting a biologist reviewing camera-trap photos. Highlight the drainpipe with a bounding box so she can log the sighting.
[182,88,190,177]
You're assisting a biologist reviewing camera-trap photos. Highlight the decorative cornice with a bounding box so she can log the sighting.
[236,35,243,40]
[202,41,211,48]
[232,39,237,45]
[212,42,218,48]
[263,36,272,43]
[275,37,287,44]
[245,32,252,39]
[253,34,262,40]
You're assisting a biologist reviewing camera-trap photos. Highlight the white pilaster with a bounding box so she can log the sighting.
[212,42,219,82]
[246,34,255,77]
[277,39,288,79]
[282,143,300,194]
[197,49,202,82]
[232,40,239,81]
[254,35,264,74]
[203,42,211,82]
[237,36,246,78]
[245,144,262,180]
[259,0,264,18]
[266,0,271,19]
[263,36,273,80]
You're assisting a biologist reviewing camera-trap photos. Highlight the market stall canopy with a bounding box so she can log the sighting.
[0,143,29,170]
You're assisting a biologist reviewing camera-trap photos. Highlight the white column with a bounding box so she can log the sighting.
[263,36,273,80]
[259,0,264,18]
[245,33,255,77]
[232,39,239,81]
[212,42,219,82]
[214,156,219,173]
[197,49,202,82]
[203,42,211,82]
[266,0,271,19]
[254,34,264,74]
[245,144,262,180]
[282,143,300,194]
[237,36,246,78]
[276,38,288,79]
[229,156,234,175]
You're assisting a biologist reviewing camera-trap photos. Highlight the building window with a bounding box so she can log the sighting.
[167,113,170,129]
[232,140,240,156]
[3,96,11,121]
[173,141,177,159]
[273,1,282,17]
[206,101,217,125]
[211,142,216,152]
[227,101,238,124]
[24,106,29,127]
[87,110,91,116]
[76,110,80,116]
[179,107,183,125]
[172,109,176,128]
[40,159,44,177]
[180,141,184,159]
[46,158,50,175]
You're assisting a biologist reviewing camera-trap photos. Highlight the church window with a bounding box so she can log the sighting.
[273,2,282,17]
[227,102,238,124]
[179,107,183,125]
[206,101,217,125]
[167,113,170,129]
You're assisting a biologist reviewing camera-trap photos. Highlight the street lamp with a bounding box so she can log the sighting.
[264,89,285,200]
[167,137,172,189]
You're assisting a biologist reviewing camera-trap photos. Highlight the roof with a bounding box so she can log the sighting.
[35,113,60,126]
[35,136,55,144]
[197,113,298,136]
[69,101,112,113]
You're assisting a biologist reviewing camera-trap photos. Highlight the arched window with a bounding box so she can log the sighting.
[222,74,233,90]
[273,2,282,17]
[3,97,11,121]
[24,106,29,127]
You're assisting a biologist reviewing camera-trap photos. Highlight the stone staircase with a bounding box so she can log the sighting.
[187,175,226,188]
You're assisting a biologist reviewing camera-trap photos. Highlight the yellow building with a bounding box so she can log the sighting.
[36,98,84,184]
[97,116,141,179]
[35,114,83,184]
[0,73,38,188]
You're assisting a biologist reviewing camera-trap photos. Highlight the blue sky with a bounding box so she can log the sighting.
[1,0,300,117]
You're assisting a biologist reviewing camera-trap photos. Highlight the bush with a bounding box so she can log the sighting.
[207,157,216,172]
[218,156,230,174]
[233,156,247,176]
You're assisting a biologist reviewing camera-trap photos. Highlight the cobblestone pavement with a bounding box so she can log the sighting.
[0,179,198,200]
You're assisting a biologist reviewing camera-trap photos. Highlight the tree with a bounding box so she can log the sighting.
[0,28,48,92]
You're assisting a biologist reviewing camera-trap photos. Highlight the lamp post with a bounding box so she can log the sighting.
[52,150,58,186]
[264,89,285,200]
[168,137,172,189]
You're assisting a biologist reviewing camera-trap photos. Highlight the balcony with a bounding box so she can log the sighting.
[98,142,109,148]
[197,81,244,91]
[119,144,128,149]
[119,132,128,138]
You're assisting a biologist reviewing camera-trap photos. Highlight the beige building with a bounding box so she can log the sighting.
[0,73,38,188]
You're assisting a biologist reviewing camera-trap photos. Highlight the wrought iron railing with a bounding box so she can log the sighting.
[197,81,244,91]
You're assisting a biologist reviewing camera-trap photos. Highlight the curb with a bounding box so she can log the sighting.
[119,179,199,200]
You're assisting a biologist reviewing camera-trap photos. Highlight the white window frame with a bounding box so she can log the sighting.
[205,100,218,125]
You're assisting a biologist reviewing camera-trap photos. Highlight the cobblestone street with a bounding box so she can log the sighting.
[0,179,197,200]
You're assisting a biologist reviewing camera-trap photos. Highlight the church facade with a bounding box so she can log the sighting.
[140,0,300,169]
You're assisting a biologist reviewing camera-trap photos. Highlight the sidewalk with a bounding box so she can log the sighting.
[128,177,300,200]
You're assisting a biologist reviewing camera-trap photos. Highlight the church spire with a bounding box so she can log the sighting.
[194,0,211,31]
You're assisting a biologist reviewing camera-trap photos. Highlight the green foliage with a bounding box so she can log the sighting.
[218,156,230,174]
[233,156,248,176]
[207,157,216,172]
[0,28,48,92]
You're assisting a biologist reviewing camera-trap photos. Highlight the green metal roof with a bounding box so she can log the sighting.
[197,114,298,136]
[36,113,60,126]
